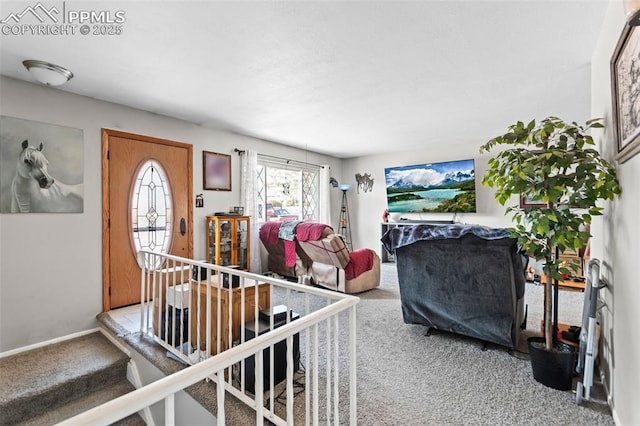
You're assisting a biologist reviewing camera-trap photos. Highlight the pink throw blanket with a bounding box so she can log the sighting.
[296,223,330,241]
[259,222,281,245]
[344,248,374,280]
[283,240,296,267]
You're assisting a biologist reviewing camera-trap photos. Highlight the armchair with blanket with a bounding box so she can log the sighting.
[297,225,380,294]
[259,221,380,294]
[259,221,314,279]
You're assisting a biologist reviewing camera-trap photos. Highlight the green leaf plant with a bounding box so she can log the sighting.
[480,117,621,351]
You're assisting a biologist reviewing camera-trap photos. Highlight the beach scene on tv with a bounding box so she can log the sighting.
[385,159,476,213]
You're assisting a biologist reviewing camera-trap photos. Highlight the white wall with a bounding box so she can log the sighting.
[127,348,216,425]
[591,3,640,424]
[0,76,342,352]
[341,143,516,254]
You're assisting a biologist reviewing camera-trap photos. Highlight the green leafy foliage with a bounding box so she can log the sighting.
[480,117,621,349]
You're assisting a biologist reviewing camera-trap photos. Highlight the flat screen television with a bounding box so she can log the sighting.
[384,159,476,213]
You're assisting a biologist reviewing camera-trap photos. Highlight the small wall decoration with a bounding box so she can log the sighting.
[355,173,374,193]
[611,24,640,163]
[195,194,204,208]
[203,151,231,191]
[0,116,84,213]
[519,194,546,208]
[282,179,291,195]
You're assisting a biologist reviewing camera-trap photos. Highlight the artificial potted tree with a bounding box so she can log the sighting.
[480,117,621,390]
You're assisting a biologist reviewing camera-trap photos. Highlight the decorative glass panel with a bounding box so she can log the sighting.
[257,165,266,221]
[131,160,172,268]
[236,219,248,269]
[256,158,320,223]
[219,220,232,266]
[302,171,318,221]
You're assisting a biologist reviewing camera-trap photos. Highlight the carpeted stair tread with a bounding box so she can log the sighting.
[0,332,130,425]
[17,380,144,426]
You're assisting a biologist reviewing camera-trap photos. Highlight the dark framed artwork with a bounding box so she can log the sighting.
[611,24,640,163]
[203,151,231,191]
[519,194,546,208]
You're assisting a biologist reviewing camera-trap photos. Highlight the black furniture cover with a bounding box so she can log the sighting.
[381,224,526,349]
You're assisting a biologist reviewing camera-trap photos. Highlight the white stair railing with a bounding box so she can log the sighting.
[63,250,359,425]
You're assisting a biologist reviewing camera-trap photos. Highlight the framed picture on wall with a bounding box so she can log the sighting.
[0,116,84,213]
[203,151,231,191]
[519,194,546,208]
[611,24,640,163]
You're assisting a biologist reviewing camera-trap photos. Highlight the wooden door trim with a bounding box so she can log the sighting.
[102,128,194,312]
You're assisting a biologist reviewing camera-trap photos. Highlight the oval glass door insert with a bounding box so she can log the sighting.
[131,160,172,267]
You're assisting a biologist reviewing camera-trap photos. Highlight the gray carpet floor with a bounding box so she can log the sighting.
[104,263,613,425]
[348,263,612,425]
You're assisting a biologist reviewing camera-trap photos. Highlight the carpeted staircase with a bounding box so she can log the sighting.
[0,332,144,426]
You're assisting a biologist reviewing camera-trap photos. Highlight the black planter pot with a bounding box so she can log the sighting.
[528,336,576,390]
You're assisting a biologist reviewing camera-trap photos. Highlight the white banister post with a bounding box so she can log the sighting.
[227,274,233,381]
[305,294,311,426]
[333,314,340,425]
[165,393,175,426]
[256,351,264,426]
[286,335,294,424]
[152,262,158,336]
[216,273,221,356]
[196,267,202,356]
[349,305,357,425]
[326,316,332,423]
[187,264,193,357]
[216,372,226,426]
[240,277,246,389]
[170,259,176,347]
[139,252,146,333]
[164,265,169,345]
[313,323,319,425]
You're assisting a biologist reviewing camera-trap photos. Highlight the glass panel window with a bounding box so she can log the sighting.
[219,220,232,266]
[256,157,319,224]
[302,170,318,221]
[131,160,172,267]
[257,165,267,222]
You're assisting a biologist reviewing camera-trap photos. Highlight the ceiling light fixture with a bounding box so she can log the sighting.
[22,60,74,86]
[625,0,640,25]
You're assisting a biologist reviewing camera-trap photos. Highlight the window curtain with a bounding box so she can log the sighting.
[319,165,331,225]
[240,149,262,273]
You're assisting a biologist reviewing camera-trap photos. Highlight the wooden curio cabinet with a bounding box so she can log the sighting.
[206,215,250,270]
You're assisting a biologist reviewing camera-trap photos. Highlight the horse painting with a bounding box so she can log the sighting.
[11,140,83,213]
[355,173,374,194]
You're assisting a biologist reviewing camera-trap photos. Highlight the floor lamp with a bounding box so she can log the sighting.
[338,184,353,251]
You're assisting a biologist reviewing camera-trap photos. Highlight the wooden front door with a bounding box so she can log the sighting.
[102,129,193,310]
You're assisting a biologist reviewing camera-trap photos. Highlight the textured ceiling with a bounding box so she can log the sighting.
[0,1,608,158]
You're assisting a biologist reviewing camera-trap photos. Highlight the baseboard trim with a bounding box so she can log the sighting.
[0,328,100,359]
[599,368,618,424]
[612,408,621,425]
